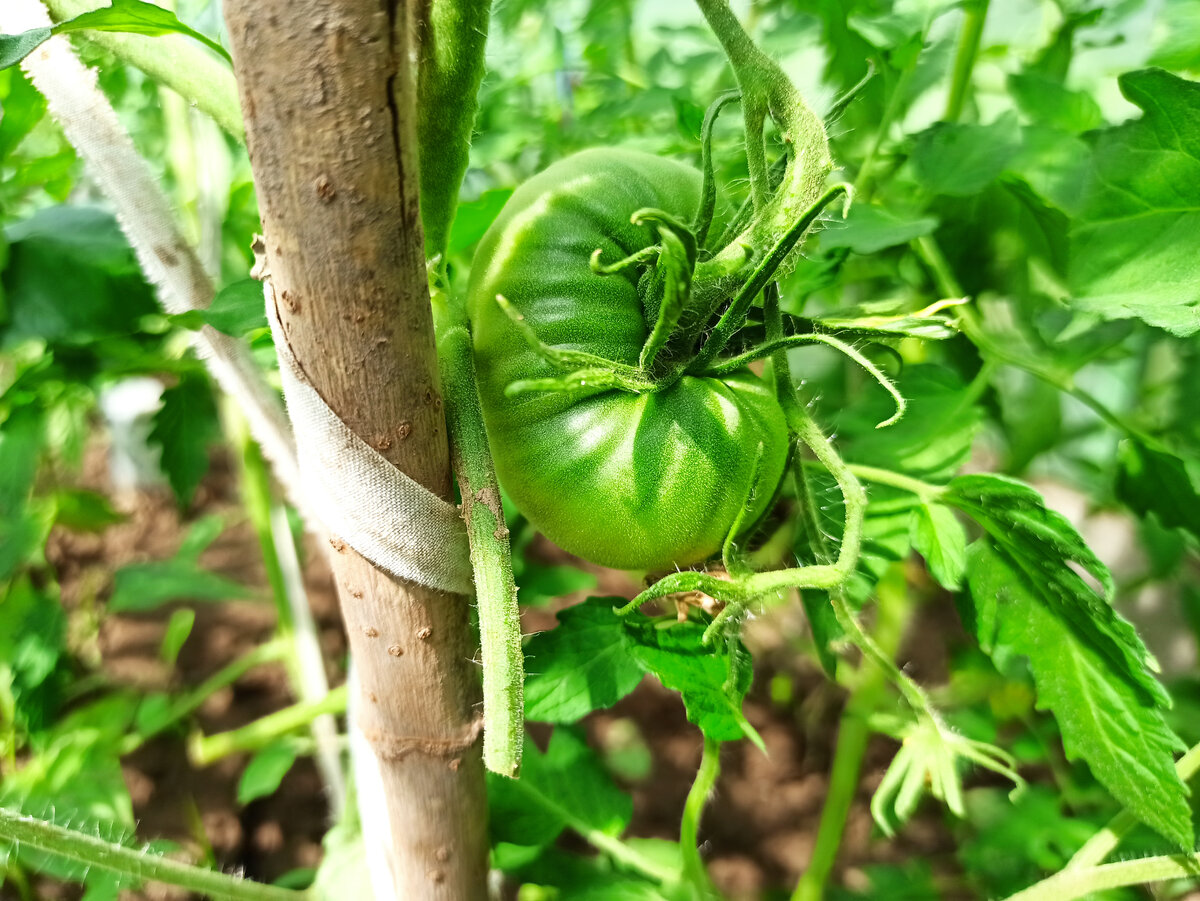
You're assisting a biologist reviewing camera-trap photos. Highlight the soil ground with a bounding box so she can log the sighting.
[31,444,960,900]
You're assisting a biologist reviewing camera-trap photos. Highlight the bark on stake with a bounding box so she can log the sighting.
[222,1,487,897]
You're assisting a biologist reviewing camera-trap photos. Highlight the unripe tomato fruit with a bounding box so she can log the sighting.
[468,148,789,571]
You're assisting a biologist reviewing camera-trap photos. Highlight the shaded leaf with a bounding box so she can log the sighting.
[1115,439,1200,541]
[838,365,982,480]
[819,203,938,254]
[0,28,51,71]
[179,279,267,336]
[1008,71,1102,133]
[488,727,631,848]
[148,369,218,507]
[911,113,1023,197]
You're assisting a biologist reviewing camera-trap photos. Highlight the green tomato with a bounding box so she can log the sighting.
[468,148,789,571]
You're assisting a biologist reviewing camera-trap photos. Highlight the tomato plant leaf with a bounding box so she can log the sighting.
[52,488,125,532]
[818,203,939,254]
[237,741,299,805]
[910,113,1023,197]
[1053,68,1200,336]
[3,206,157,346]
[0,28,51,71]
[173,278,266,336]
[0,69,48,161]
[839,365,983,480]
[1115,439,1200,542]
[944,473,1166,707]
[1007,71,1102,133]
[622,615,758,746]
[524,597,644,723]
[109,516,254,612]
[488,727,632,849]
[963,541,1192,850]
[148,368,219,507]
[910,501,967,591]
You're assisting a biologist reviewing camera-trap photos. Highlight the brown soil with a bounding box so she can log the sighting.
[30,444,957,900]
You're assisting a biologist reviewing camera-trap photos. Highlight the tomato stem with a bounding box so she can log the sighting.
[680,735,723,897]
[433,285,524,777]
[692,0,833,286]
[684,184,850,378]
[0,807,305,901]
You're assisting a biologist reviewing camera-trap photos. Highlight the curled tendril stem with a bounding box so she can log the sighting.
[694,90,742,248]
[705,331,906,428]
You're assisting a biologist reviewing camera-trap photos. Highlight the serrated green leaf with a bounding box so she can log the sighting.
[964,541,1191,850]
[148,369,219,507]
[237,741,299,805]
[524,597,644,724]
[1052,69,1200,335]
[109,516,253,612]
[945,473,1166,707]
[0,576,65,716]
[488,728,632,849]
[819,203,939,254]
[0,69,47,161]
[622,616,756,745]
[911,113,1023,197]
[1115,439,1200,541]
[1007,71,1102,133]
[911,502,967,590]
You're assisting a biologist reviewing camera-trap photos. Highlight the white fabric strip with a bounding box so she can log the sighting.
[265,285,473,596]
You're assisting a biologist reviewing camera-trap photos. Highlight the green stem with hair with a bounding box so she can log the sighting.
[793,566,909,901]
[417,0,492,261]
[0,808,307,901]
[1003,854,1200,901]
[691,0,832,284]
[433,285,524,777]
[416,0,524,777]
[680,736,723,897]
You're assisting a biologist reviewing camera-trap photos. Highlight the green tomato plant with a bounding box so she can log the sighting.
[1,0,1200,899]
